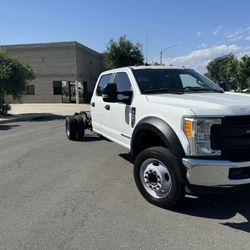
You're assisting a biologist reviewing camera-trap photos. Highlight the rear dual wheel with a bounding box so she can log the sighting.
[75,115,85,139]
[65,115,85,140]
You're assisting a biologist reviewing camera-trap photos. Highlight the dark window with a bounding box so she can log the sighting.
[114,72,133,103]
[132,69,223,94]
[96,74,112,96]
[53,81,62,95]
[26,85,35,95]
[83,81,88,93]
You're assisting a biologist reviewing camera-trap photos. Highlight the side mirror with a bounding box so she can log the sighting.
[119,91,133,105]
[102,83,117,103]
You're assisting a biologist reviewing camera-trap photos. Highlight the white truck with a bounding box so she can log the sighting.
[65,66,250,208]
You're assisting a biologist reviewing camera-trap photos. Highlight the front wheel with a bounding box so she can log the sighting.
[134,146,184,208]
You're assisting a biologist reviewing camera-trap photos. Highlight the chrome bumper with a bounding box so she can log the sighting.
[182,158,250,187]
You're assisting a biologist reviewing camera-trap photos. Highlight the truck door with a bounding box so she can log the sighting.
[90,73,113,134]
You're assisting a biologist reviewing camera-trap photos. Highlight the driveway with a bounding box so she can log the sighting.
[0,118,250,250]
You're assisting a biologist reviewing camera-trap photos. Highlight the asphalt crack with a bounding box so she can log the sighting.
[16,151,31,169]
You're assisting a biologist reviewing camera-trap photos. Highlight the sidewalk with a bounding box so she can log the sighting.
[0,103,90,124]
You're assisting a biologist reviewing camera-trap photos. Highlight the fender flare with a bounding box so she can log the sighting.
[131,116,185,158]
[131,117,187,183]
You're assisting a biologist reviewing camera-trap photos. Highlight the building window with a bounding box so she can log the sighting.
[53,81,62,95]
[26,85,35,95]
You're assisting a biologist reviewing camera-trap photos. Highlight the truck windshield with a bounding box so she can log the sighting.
[132,68,223,94]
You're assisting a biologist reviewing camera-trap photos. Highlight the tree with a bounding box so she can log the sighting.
[0,50,34,104]
[238,55,250,89]
[104,36,144,70]
[204,72,212,79]
[207,53,239,90]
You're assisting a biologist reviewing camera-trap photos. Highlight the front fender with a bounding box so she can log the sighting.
[131,116,185,158]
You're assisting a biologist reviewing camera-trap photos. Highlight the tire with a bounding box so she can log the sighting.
[0,104,9,116]
[2,106,7,116]
[75,115,85,140]
[65,116,78,140]
[134,146,185,209]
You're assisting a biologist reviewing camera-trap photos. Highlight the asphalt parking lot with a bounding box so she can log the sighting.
[1,118,250,250]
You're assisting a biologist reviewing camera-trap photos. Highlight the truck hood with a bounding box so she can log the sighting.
[146,92,250,116]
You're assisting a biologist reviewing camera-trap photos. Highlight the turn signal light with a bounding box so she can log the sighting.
[184,119,193,138]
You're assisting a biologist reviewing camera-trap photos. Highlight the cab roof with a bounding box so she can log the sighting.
[101,65,192,75]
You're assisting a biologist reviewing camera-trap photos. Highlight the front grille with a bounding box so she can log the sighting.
[211,116,250,161]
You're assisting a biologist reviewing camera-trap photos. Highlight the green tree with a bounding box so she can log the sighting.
[204,72,212,80]
[0,50,34,104]
[238,55,250,89]
[207,54,239,90]
[104,36,144,70]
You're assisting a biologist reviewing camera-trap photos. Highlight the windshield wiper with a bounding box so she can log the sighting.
[142,88,185,94]
[182,86,224,93]
[142,87,224,94]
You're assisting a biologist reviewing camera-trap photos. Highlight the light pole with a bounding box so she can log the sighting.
[160,44,177,65]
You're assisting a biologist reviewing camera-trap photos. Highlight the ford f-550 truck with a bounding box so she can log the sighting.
[65,66,250,208]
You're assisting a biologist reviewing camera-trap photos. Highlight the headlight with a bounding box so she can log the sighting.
[183,117,221,156]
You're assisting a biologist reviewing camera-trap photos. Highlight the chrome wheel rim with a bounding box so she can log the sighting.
[140,158,172,199]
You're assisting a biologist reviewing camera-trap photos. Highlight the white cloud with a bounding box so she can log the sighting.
[198,43,208,49]
[213,26,223,35]
[245,36,250,41]
[225,26,250,41]
[236,46,250,58]
[196,31,202,36]
[163,44,250,73]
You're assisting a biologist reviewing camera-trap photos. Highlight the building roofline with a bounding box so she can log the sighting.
[0,41,101,56]
[73,41,101,56]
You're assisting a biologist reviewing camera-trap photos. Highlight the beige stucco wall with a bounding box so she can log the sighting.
[1,42,103,103]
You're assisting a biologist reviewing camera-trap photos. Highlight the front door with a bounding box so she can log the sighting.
[102,72,134,149]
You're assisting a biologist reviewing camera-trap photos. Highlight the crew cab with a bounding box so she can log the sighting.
[65,66,250,208]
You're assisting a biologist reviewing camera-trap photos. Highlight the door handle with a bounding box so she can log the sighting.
[104,105,110,110]
[91,102,95,107]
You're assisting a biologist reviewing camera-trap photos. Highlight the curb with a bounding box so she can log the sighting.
[0,113,66,125]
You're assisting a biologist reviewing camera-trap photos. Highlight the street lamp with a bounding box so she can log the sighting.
[160,44,177,65]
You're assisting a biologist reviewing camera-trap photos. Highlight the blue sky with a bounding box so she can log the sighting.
[0,0,250,72]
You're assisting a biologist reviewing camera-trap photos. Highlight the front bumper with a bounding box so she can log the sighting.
[182,158,250,187]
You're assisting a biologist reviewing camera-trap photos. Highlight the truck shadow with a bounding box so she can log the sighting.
[1,113,65,124]
[175,190,250,233]
[76,133,110,142]
[119,153,134,164]
[108,153,250,232]
[83,134,106,142]
[0,124,20,131]
[24,113,65,122]
[118,153,250,232]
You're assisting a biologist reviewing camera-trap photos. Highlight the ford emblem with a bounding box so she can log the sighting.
[239,107,247,112]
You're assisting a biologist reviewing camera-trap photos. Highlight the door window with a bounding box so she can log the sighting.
[96,73,112,96]
[114,72,133,104]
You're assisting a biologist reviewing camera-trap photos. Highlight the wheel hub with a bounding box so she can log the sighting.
[140,159,172,199]
[144,170,161,190]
